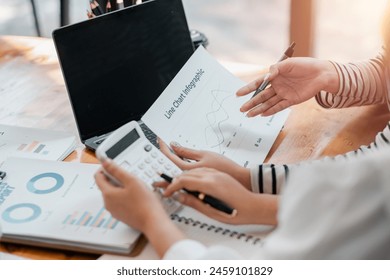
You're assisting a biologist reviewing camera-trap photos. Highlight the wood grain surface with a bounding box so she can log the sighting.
[1,36,389,259]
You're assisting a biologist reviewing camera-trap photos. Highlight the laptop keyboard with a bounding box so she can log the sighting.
[139,122,158,148]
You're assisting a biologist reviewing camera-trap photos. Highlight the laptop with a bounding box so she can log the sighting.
[52,0,194,150]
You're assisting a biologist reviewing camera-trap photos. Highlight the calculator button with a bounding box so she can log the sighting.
[120,161,131,170]
[144,170,154,178]
[151,163,159,171]
[137,163,146,170]
[140,175,148,181]
[144,157,152,164]
[164,163,172,170]
[144,144,152,152]
[172,169,181,176]
[151,152,158,158]
[157,158,165,164]
[153,175,162,182]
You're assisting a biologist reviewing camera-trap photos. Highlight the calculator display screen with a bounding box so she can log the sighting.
[106,129,140,159]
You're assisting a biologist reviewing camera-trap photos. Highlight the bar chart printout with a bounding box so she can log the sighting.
[62,208,119,230]
[0,124,77,166]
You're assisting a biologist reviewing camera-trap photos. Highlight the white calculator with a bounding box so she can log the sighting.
[96,121,182,215]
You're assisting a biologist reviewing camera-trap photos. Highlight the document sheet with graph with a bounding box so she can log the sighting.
[0,158,139,255]
[142,46,290,167]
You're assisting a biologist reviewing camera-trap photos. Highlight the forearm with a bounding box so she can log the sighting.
[234,165,251,190]
[249,193,279,225]
[316,55,387,108]
[318,59,340,94]
[250,121,390,195]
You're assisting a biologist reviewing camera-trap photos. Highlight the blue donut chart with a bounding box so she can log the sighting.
[26,172,64,194]
[2,203,41,224]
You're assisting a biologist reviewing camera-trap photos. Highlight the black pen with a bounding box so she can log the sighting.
[159,173,237,216]
[251,41,296,99]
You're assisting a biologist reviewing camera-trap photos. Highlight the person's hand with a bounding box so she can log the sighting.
[95,159,185,257]
[95,159,166,232]
[159,139,251,190]
[237,57,339,117]
[163,168,278,226]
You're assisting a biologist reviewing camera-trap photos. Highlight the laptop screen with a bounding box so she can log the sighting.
[53,0,194,141]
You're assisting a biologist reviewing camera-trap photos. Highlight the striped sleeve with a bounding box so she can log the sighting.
[315,55,388,108]
[250,121,390,194]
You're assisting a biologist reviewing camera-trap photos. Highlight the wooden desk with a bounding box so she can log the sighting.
[1,36,389,259]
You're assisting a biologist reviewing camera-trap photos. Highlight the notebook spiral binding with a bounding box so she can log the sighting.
[170,214,263,246]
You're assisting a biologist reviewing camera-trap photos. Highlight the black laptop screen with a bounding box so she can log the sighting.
[53,0,194,141]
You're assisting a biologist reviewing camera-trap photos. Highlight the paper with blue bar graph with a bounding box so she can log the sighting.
[142,46,290,167]
[0,158,139,254]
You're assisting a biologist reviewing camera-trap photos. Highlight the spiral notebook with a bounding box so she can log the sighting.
[172,207,273,258]
[100,206,274,260]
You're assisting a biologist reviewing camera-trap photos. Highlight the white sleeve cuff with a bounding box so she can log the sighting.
[163,239,208,260]
[163,239,244,260]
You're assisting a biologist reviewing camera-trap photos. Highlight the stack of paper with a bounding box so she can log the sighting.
[0,124,77,168]
[0,158,139,255]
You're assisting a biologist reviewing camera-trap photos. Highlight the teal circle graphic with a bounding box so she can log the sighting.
[27,172,64,194]
[2,203,41,223]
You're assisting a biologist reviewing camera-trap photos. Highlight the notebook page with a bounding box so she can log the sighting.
[173,207,273,259]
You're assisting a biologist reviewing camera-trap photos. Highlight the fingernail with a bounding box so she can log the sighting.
[170,141,181,148]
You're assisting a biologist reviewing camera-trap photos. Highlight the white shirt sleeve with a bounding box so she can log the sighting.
[250,122,390,195]
[163,239,243,260]
[163,146,390,259]
[261,146,390,259]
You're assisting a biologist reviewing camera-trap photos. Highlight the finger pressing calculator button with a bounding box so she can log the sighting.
[144,144,153,152]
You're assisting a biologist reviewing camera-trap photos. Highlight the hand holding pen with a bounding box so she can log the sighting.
[251,42,296,99]
[158,171,237,217]
[237,42,297,117]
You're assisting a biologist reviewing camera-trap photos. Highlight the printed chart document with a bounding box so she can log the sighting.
[0,158,140,255]
[0,124,77,168]
[142,47,290,167]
